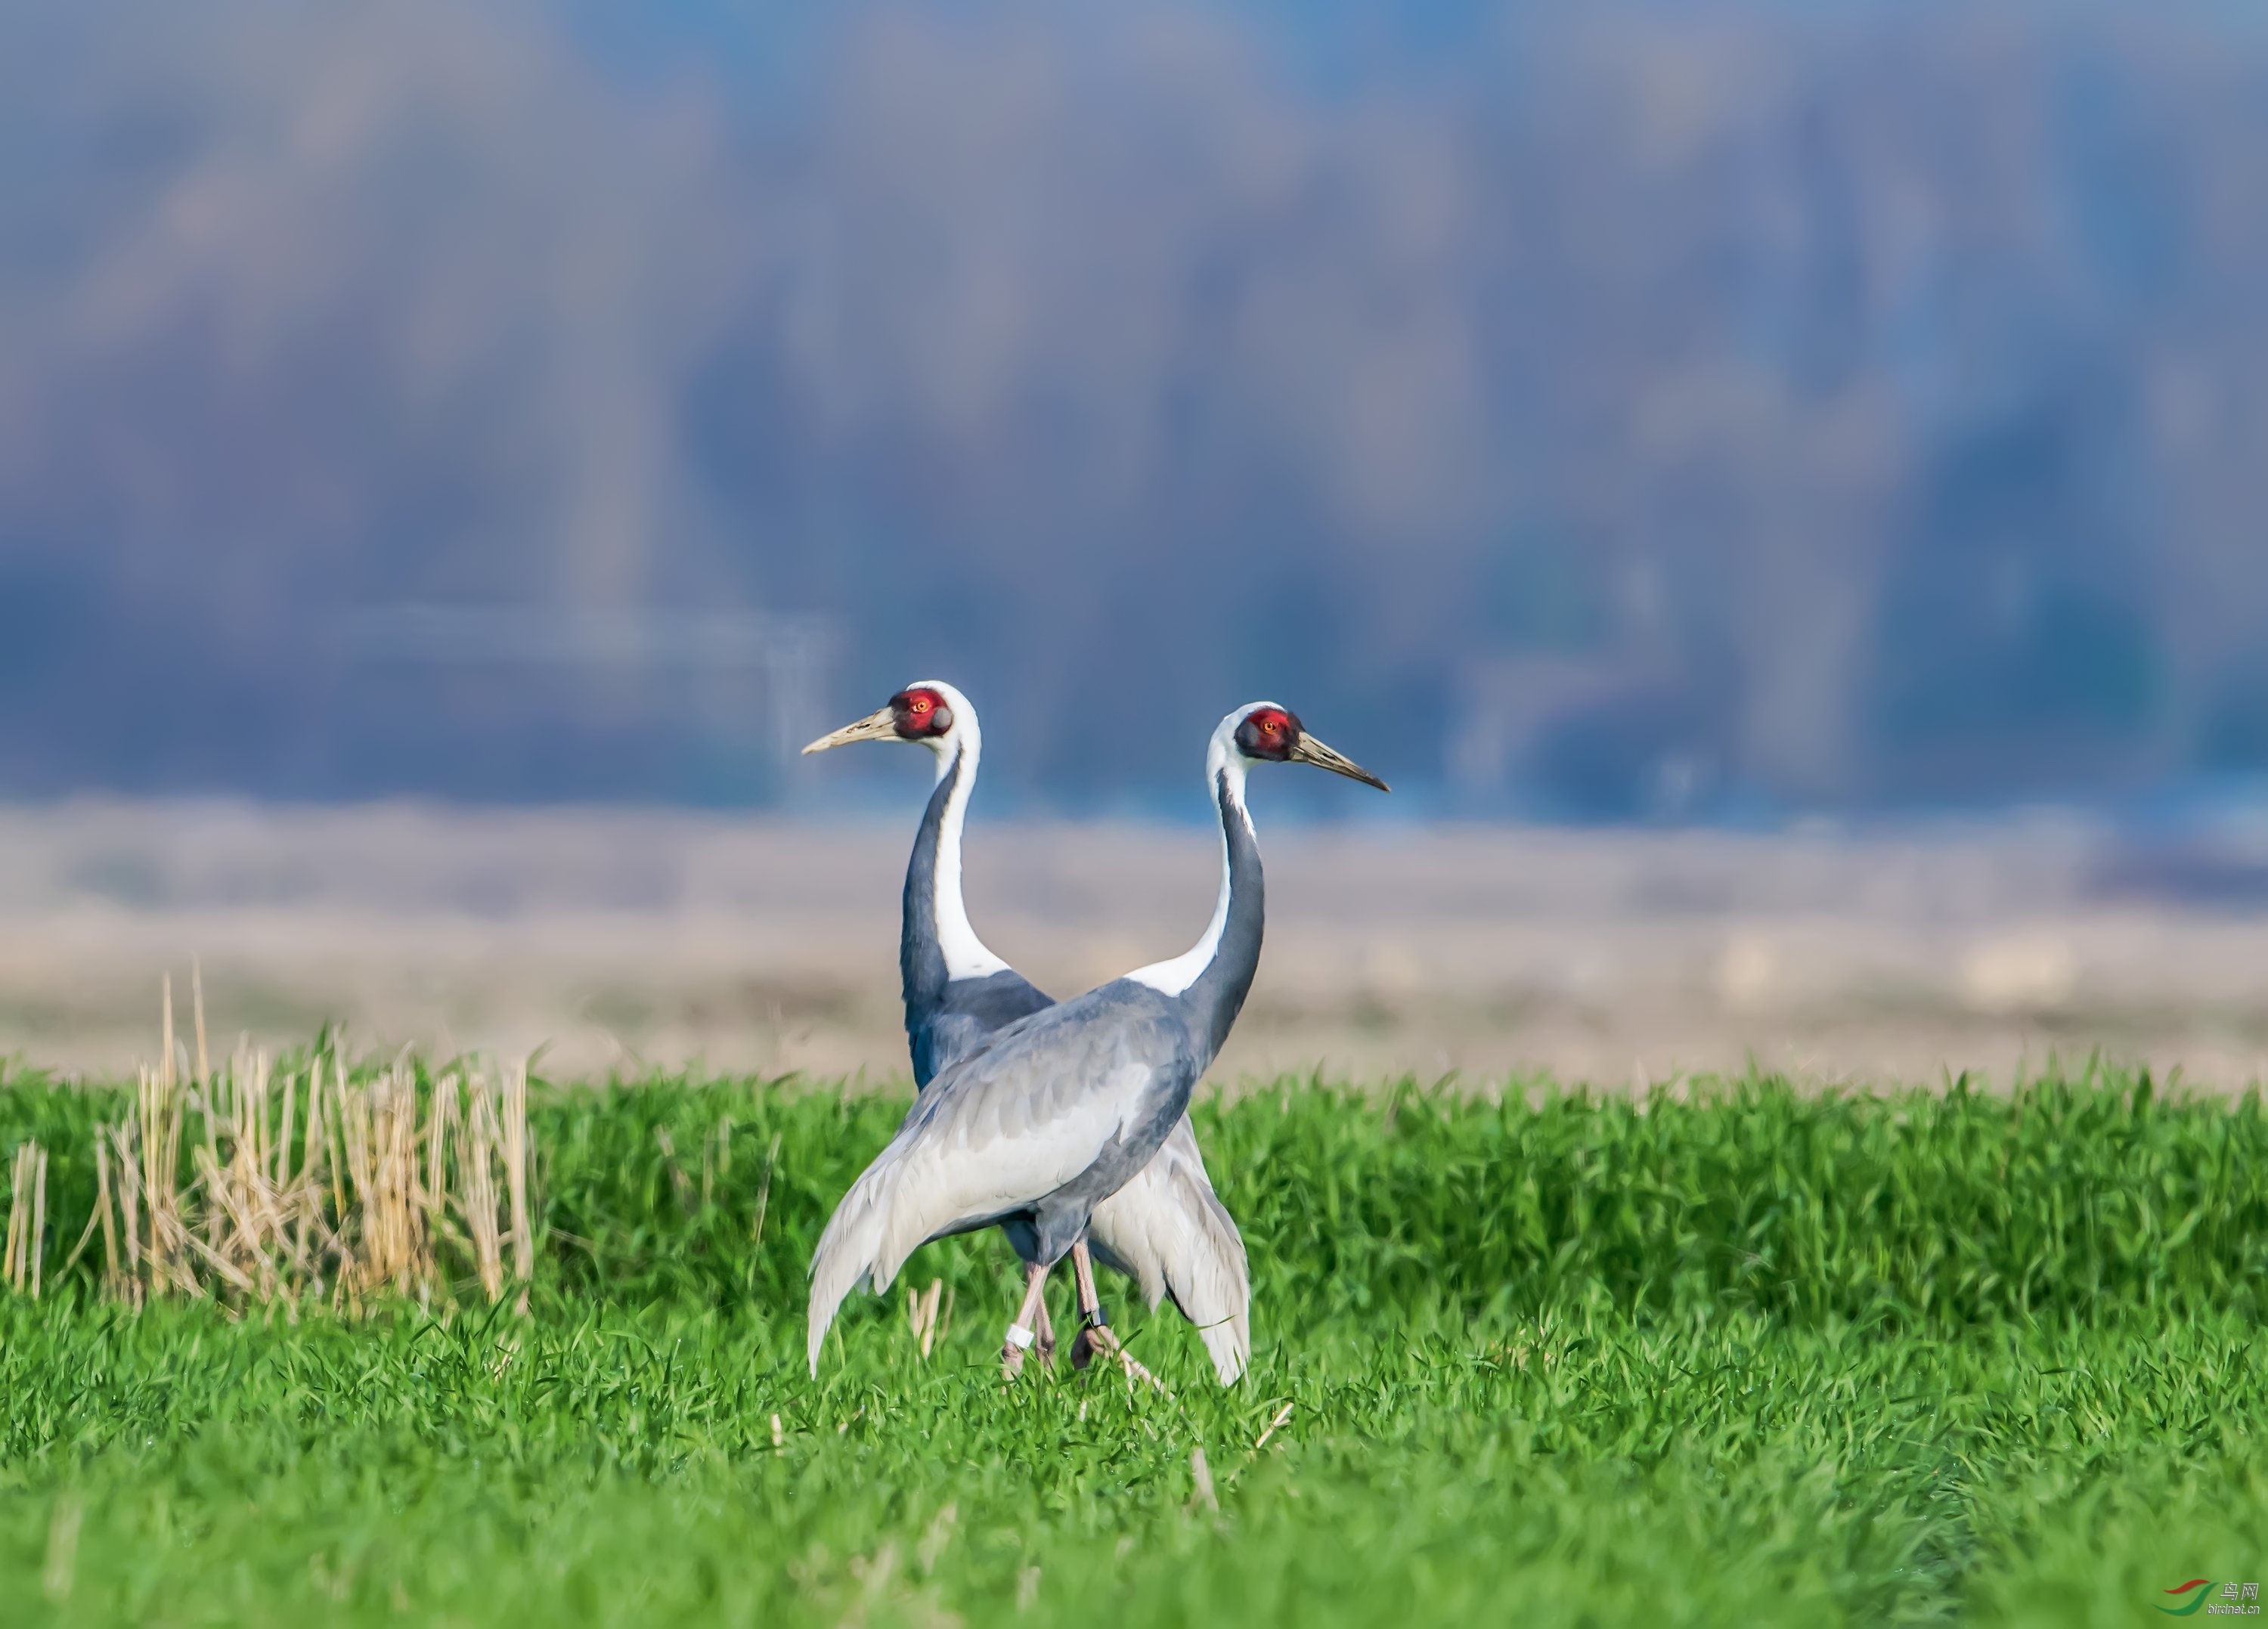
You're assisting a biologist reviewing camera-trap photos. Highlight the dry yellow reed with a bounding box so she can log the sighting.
[95,1140,120,1297]
[905,1277,945,1360]
[111,1126,143,1309]
[462,1067,506,1304]
[5,1144,22,1292]
[503,1061,532,1313]
[5,1138,46,1296]
[63,977,538,1314]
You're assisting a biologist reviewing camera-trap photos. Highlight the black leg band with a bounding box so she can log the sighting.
[1083,1305,1110,1330]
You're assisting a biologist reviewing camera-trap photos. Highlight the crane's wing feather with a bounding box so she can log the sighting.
[807,984,1188,1373]
[912,969,1055,1087]
[1088,1114,1251,1384]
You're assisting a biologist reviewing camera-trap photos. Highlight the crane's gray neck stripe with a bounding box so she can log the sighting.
[1127,753,1257,1002]
[903,726,1010,1011]
[1177,766,1265,1061]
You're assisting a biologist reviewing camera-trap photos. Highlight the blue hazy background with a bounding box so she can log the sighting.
[6,0,2268,822]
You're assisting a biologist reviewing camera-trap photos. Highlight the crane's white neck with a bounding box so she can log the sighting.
[1127,720,1254,997]
[923,717,1011,982]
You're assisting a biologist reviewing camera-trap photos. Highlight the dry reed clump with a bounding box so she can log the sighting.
[6,974,537,1314]
[903,1277,950,1361]
[5,1137,48,1298]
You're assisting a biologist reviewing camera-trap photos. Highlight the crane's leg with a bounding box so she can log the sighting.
[1034,1295,1058,1364]
[1001,1261,1052,1380]
[1068,1240,1165,1393]
[1067,1241,1100,1370]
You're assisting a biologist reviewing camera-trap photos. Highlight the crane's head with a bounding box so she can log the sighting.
[1227,702,1390,791]
[801,680,968,757]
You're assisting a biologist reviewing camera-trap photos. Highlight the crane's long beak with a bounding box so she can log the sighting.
[1288,732,1390,791]
[801,706,897,754]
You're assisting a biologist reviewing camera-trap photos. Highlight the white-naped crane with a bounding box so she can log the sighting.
[804,680,1254,1383]
[805,699,1387,1383]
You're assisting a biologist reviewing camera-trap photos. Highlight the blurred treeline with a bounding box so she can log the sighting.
[3,2,2265,817]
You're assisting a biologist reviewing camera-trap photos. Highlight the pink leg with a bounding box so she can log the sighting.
[1069,1240,1165,1392]
[1001,1261,1052,1380]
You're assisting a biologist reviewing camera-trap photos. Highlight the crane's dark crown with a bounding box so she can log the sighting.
[892,687,954,739]
[1235,705,1300,760]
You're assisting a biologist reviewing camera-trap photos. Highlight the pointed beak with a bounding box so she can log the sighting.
[1287,732,1390,791]
[801,706,897,755]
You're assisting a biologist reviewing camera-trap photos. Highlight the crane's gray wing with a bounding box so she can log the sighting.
[912,969,1055,1086]
[807,985,1190,1373]
[1088,1114,1251,1384]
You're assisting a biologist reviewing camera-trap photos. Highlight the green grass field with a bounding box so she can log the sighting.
[2,1067,2266,1626]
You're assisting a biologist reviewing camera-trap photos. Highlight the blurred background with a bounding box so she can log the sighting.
[6,0,2268,1083]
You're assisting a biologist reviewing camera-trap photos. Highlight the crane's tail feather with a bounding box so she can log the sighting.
[1193,1305,1253,1388]
[806,1150,916,1376]
[1086,1116,1252,1386]
[1176,1184,1251,1385]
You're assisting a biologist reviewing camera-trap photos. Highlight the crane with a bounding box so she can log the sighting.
[805,699,1387,1382]
[802,680,1252,1383]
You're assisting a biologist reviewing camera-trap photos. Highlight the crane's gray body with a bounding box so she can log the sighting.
[809,765,1261,1375]
[888,977,1218,1262]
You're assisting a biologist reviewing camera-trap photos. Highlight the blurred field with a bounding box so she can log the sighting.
[6,801,2268,1087]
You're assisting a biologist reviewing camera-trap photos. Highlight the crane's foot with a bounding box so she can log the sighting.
[1067,1298,1101,1370]
[1074,1311,1167,1394]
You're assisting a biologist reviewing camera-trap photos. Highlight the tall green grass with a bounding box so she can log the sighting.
[2,1064,2264,1626]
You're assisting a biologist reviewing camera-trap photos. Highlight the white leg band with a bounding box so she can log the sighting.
[1004,1323,1036,1351]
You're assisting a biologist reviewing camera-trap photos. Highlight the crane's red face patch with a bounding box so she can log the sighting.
[1235,706,1300,760]
[891,687,953,739]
